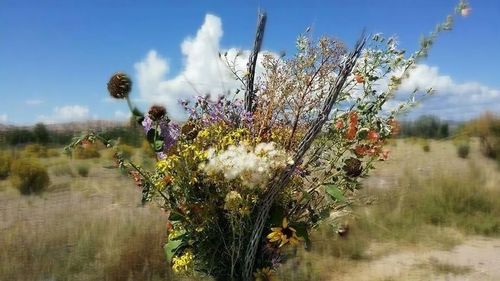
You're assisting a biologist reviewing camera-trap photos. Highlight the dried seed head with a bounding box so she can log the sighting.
[107,72,132,99]
[343,157,362,178]
[148,105,167,121]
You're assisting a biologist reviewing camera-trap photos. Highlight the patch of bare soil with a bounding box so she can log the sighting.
[333,237,500,281]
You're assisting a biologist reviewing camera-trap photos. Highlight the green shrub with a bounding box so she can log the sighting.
[0,152,13,179]
[47,149,61,158]
[10,158,50,195]
[73,146,100,159]
[51,163,74,177]
[461,112,500,161]
[76,164,90,177]
[421,140,430,152]
[457,143,470,159]
[116,144,135,159]
[23,144,48,158]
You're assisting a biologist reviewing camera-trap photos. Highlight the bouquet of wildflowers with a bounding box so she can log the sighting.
[66,2,468,280]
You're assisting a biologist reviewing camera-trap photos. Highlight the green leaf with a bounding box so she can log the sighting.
[131,107,144,118]
[292,222,311,250]
[164,239,183,262]
[153,140,164,152]
[169,211,184,222]
[325,184,346,203]
[268,205,285,227]
[146,129,164,151]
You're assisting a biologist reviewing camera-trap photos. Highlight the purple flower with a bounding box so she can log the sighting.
[160,121,180,151]
[141,116,153,133]
[156,151,167,160]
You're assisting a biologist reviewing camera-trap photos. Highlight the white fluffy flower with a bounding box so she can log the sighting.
[202,142,290,188]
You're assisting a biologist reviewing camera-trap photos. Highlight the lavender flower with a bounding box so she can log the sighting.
[156,151,167,160]
[160,120,180,151]
[141,115,153,133]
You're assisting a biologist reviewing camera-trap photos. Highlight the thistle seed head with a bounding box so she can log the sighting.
[148,105,167,121]
[107,72,132,99]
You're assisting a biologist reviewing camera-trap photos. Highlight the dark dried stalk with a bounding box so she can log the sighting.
[244,12,267,113]
[242,36,366,281]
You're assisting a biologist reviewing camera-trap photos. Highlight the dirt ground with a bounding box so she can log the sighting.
[345,139,500,281]
[332,237,500,281]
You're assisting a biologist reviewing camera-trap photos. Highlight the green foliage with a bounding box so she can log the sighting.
[77,164,90,177]
[400,115,450,139]
[6,128,35,145]
[23,144,49,158]
[0,151,13,179]
[33,123,50,144]
[10,158,50,195]
[324,184,346,203]
[457,142,470,158]
[100,126,144,147]
[421,139,431,152]
[460,112,500,163]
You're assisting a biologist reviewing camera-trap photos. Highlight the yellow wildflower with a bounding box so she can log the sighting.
[172,250,194,274]
[266,218,302,247]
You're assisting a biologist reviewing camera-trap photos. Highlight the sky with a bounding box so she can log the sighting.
[1,0,499,125]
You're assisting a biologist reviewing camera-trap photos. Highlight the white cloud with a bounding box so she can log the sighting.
[134,13,499,122]
[25,99,44,106]
[114,110,130,120]
[396,64,500,120]
[37,105,90,124]
[135,14,271,119]
[0,114,7,123]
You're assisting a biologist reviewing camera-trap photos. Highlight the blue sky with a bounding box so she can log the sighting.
[1,0,499,125]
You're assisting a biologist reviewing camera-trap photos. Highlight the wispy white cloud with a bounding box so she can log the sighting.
[0,114,7,123]
[114,110,130,120]
[134,14,272,119]
[399,64,500,120]
[37,105,90,124]
[25,99,44,106]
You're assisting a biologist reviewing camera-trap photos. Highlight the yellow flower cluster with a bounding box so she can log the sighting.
[196,124,248,151]
[172,250,194,274]
[153,123,250,190]
[168,228,183,241]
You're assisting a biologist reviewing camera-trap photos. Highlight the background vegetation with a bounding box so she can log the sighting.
[0,113,499,280]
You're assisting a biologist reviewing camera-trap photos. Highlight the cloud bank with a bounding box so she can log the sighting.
[399,64,500,120]
[38,105,90,124]
[134,13,499,121]
[134,14,269,119]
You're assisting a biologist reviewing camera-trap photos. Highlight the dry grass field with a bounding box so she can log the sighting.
[1,139,499,281]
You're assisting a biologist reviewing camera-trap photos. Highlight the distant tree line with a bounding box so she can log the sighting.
[398,115,450,139]
[1,120,143,147]
[1,124,74,146]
